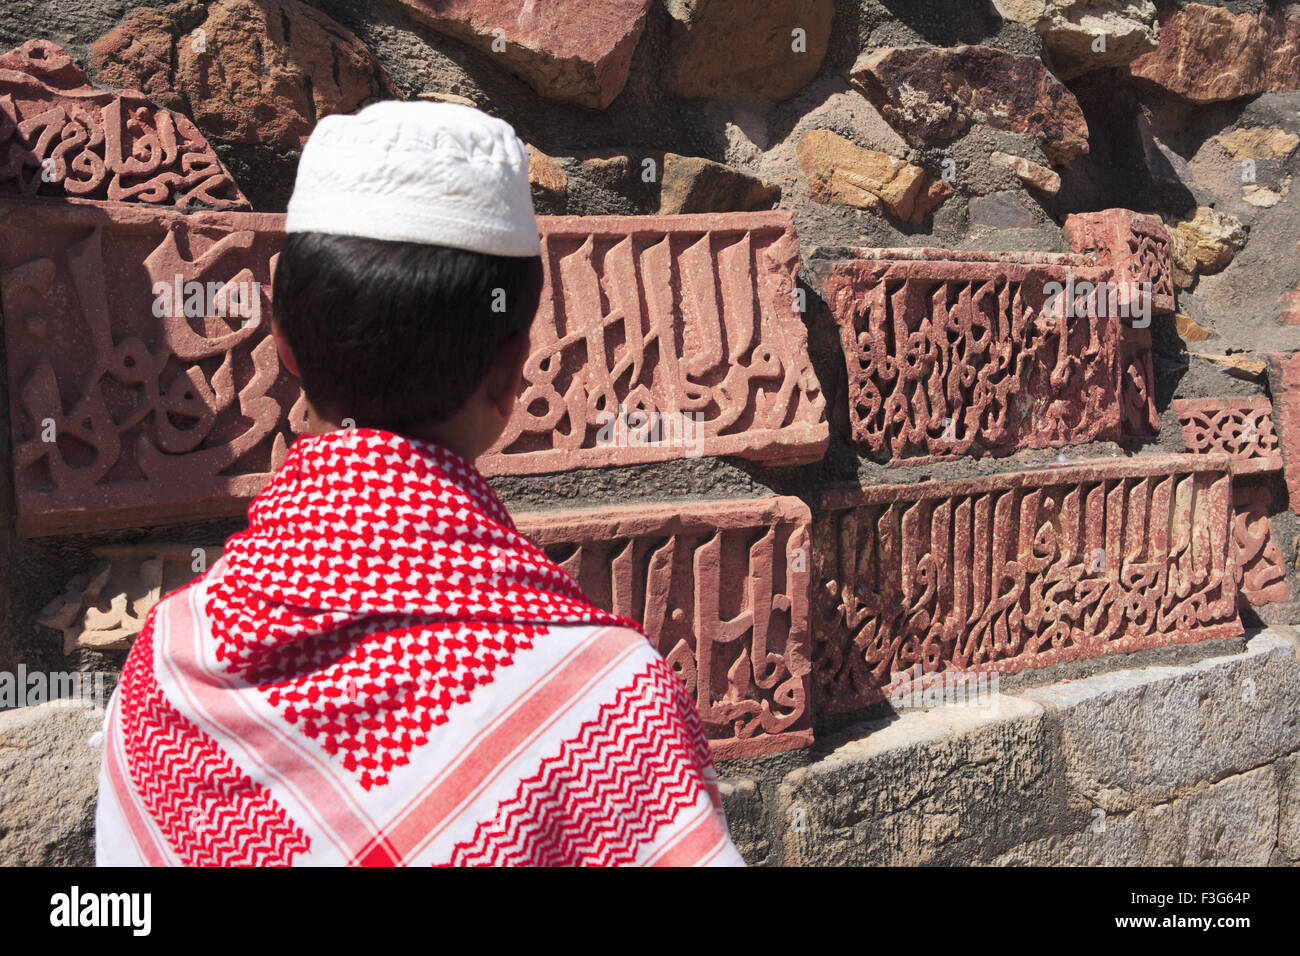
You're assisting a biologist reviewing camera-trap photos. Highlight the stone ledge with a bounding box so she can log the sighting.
[771,630,1299,865]
[777,695,1055,866]
[991,765,1281,866]
[716,777,769,864]
[1275,751,1300,862]
[1022,631,1300,811]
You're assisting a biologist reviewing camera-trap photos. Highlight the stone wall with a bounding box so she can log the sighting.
[2,0,1299,865]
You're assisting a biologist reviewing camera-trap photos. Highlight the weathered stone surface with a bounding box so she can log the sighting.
[1065,207,1176,315]
[664,0,834,102]
[1242,184,1286,209]
[849,45,1089,167]
[777,696,1055,865]
[1175,313,1218,342]
[1232,484,1289,610]
[990,150,1061,197]
[92,0,395,150]
[1021,632,1299,811]
[0,39,248,209]
[992,0,1159,78]
[796,130,949,223]
[1138,768,1279,865]
[1216,126,1300,162]
[1278,751,1300,861]
[1192,351,1267,380]
[1279,242,1300,326]
[995,766,1279,865]
[480,212,829,475]
[1,199,302,537]
[777,630,1298,865]
[817,245,1156,463]
[1169,206,1248,285]
[813,455,1242,713]
[415,90,478,108]
[515,496,813,759]
[1127,3,1300,104]
[0,701,102,866]
[658,154,780,215]
[968,190,1037,230]
[1174,396,1282,475]
[1266,351,1300,514]
[991,813,1143,865]
[392,0,652,109]
[1257,601,1300,628]
[38,543,222,654]
[579,150,633,191]
[717,777,769,863]
[525,143,567,212]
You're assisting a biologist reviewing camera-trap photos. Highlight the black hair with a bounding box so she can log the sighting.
[271,231,544,430]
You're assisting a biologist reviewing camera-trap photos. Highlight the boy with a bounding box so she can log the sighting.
[95,101,744,867]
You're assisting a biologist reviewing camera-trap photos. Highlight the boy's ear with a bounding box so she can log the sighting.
[485,331,531,417]
[270,320,301,378]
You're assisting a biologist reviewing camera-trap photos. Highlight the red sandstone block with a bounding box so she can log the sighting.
[0,39,249,210]
[514,496,814,759]
[1265,351,1300,513]
[392,0,652,109]
[813,454,1242,713]
[4,202,827,534]
[1173,396,1282,474]
[1065,208,1176,315]
[1232,483,1290,609]
[818,248,1158,462]
[479,212,829,474]
[1,199,298,536]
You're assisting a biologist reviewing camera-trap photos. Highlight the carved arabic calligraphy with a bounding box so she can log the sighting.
[0,39,248,209]
[813,455,1241,713]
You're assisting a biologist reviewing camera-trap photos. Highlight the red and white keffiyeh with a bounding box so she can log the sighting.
[96,429,743,867]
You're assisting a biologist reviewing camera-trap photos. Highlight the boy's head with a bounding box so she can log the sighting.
[272,101,544,459]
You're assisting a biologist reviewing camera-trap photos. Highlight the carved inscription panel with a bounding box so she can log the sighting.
[1,200,303,535]
[0,39,248,210]
[516,497,813,758]
[813,455,1241,713]
[823,252,1158,462]
[1065,208,1176,315]
[480,212,829,474]
[4,206,830,534]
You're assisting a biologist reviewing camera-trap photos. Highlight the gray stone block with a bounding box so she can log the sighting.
[1275,751,1300,862]
[993,767,1279,866]
[1136,768,1278,866]
[969,190,1038,229]
[0,702,103,866]
[776,697,1058,865]
[1021,632,1300,811]
[991,811,1144,866]
[718,777,769,864]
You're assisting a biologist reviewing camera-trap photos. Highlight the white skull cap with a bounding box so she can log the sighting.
[285,100,541,257]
